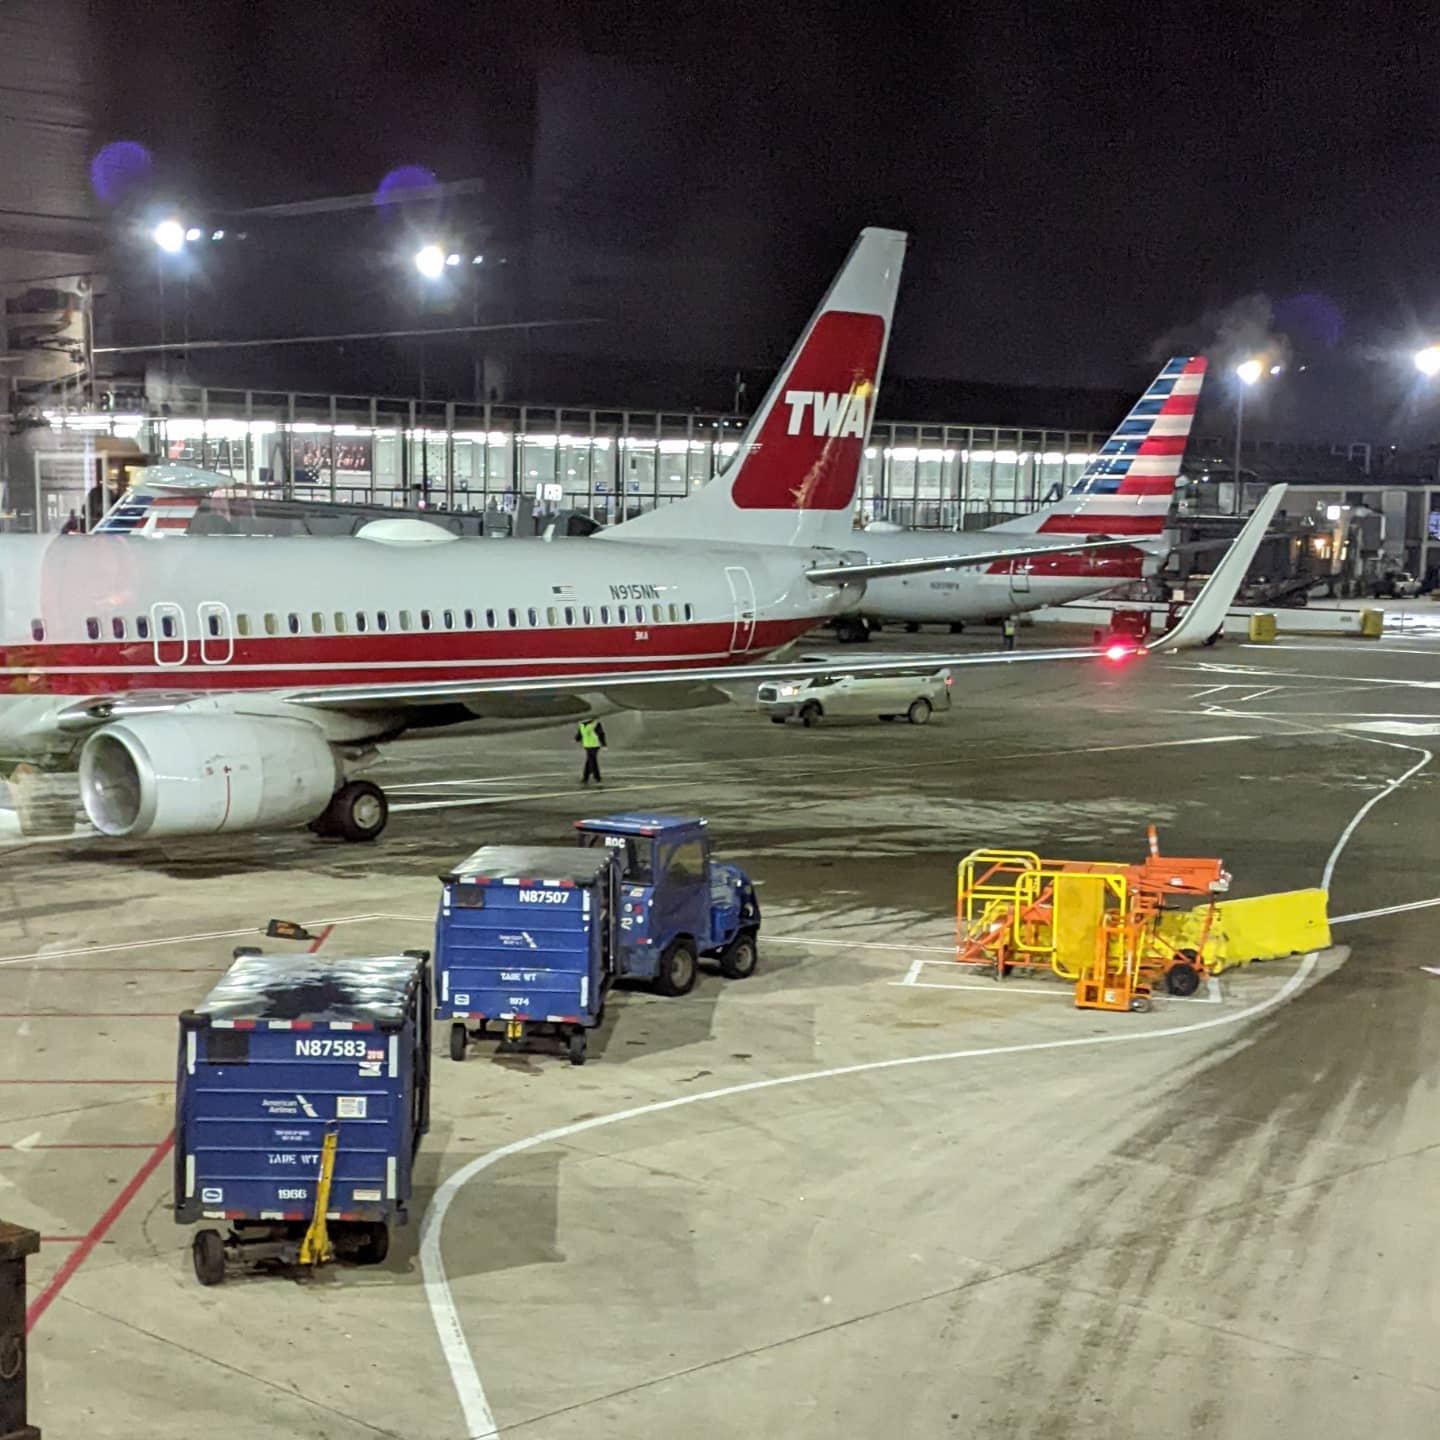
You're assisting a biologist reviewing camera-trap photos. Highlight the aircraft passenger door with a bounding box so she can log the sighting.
[724,566,757,653]
[150,601,188,667]
[197,601,234,665]
[1008,559,1032,596]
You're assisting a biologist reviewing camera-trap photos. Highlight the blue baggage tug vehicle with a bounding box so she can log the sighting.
[175,948,431,1285]
[436,819,761,1066]
[436,846,618,1065]
[574,814,762,993]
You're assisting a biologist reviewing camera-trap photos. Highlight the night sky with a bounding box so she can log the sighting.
[86,1,1440,427]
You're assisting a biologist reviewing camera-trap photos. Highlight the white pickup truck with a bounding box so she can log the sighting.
[757,663,952,727]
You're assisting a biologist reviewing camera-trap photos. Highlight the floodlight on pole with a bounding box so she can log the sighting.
[1416,346,1440,377]
[153,219,185,253]
[414,244,446,280]
[1235,357,1264,386]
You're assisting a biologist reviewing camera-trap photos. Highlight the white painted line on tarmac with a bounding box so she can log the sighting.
[767,935,954,956]
[1331,895,1440,925]
[0,912,403,969]
[421,949,1322,1440]
[890,959,1224,1005]
[888,977,1224,1005]
[420,723,1433,1440]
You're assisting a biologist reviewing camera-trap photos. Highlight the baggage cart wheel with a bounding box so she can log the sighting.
[568,1029,588,1066]
[192,1228,226,1286]
[719,932,759,980]
[799,702,822,728]
[1165,959,1201,998]
[655,939,699,997]
[359,1223,389,1265]
[907,698,932,726]
[449,1021,468,1062]
[1129,996,1153,1013]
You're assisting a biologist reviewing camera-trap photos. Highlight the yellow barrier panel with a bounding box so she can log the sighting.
[1247,612,1278,643]
[1359,609,1384,639]
[1156,888,1329,974]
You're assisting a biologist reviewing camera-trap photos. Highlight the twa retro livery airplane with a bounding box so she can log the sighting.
[0,228,1151,844]
[842,355,1207,635]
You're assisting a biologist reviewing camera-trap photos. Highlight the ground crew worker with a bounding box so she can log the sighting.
[1002,615,1017,651]
[576,717,607,785]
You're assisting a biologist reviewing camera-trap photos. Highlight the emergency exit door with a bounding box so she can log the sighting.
[724,566,757,652]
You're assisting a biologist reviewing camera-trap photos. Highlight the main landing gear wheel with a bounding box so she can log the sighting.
[311,780,389,843]
[907,698,932,725]
[655,939,699,997]
[719,932,759,980]
[192,1229,226,1286]
[449,1022,468,1061]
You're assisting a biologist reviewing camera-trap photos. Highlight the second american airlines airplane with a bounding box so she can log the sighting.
[0,228,1155,844]
[838,355,1207,637]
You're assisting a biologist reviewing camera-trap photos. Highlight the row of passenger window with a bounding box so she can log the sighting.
[49,600,697,644]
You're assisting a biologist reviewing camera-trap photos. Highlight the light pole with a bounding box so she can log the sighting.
[1233,357,1263,511]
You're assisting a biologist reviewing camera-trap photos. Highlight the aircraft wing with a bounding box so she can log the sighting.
[278,645,1109,712]
[51,644,1117,731]
[1149,485,1286,651]
[804,535,1159,585]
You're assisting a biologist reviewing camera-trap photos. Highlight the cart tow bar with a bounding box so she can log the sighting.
[298,1125,340,1272]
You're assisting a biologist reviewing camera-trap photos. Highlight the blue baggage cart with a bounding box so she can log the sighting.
[175,947,432,1285]
[436,845,618,1065]
[574,814,762,995]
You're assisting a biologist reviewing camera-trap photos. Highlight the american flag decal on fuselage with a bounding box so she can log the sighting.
[93,492,201,536]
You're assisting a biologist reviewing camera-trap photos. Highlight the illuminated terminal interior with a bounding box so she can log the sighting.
[9,385,1118,533]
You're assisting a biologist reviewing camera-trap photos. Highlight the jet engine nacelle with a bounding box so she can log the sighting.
[78,713,340,838]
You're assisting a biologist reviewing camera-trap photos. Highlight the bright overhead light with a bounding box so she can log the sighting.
[414,244,445,279]
[471,253,484,265]
[445,252,461,267]
[211,229,225,240]
[184,226,202,242]
[1235,358,1264,386]
[1269,364,1283,376]
[152,219,185,253]
[1416,346,1440,377]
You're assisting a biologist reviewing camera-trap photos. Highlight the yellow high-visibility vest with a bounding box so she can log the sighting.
[578,720,602,749]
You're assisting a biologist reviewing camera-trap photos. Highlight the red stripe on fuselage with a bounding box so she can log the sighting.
[0,618,816,696]
[1037,514,1167,535]
[986,551,1146,580]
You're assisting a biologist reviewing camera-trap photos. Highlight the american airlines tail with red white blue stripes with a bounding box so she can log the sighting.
[989,354,1207,539]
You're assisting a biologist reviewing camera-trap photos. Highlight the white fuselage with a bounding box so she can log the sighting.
[853,526,1159,623]
[0,531,851,763]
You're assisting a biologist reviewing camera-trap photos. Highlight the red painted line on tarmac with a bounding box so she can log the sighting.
[25,1132,175,1332]
[20,923,334,1332]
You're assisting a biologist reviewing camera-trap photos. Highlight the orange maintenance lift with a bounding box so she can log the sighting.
[955,828,1230,1013]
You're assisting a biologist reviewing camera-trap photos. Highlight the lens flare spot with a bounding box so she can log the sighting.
[90,140,153,203]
